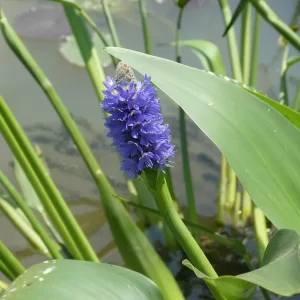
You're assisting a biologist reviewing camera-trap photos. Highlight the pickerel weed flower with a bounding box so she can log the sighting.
[101,62,175,179]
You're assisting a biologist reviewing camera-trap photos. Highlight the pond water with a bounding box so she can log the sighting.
[0,0,300,299]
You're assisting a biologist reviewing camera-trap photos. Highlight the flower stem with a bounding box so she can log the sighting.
[0,241,25,278]
[101,0,121,47]
[0,114,84,261]
[138,0,153,55]
[143,171,228,299]
[176,7,197,227]
[0,172,63,259]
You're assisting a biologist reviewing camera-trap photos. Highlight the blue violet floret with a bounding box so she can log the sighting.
[101,71,175,179]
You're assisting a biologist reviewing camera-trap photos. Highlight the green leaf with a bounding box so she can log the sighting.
[184,229,300,297]
[176,39,226,74]
[105,47,300,233]
[14,157,43,212]
[222,0,250,37]
[59,33,112,68]
[1,260,164,300]
[0,198,50,257]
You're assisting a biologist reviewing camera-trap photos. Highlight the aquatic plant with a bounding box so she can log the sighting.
[1,0,300,299]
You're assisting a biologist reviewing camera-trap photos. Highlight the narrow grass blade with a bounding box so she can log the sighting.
[0,171,62,259]
[0,115,84,261]
[222,0,250,37]
[0,198,51,257]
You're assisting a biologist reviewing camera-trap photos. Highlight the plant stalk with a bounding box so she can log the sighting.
[0,241,24,278]
[138,0,153,55]
[176,7,197,227]
[101,0,121,47]
[250,0,300,51]
[240,2,251,85]
[0,115,84,261]
[0,172,63,259]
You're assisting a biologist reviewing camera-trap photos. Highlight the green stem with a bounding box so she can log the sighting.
[293,81,300,111]
[250,0,300,51]
[0,241,25,278]
[253,205,268,264]
[143,171,228,299]
[101,0,121,47]
[63,7,106,102]
[249,12,261,87]
[48,0,118,67]
[240,2,251,84]
[279,45,290,105]
[176,7,197,227]
[0,98,98,262]
[225,163,236,211]
[0,198,52,257]
[0,116,83,260]
[241,190,252,225]
[115,194,246,252]
[232,191,241,228]
[0,172,62,259]
[0,260,15,281]
[217,0,243,81]
[138,0,153,54]
[216,155,227,225]
[0,13,99,262]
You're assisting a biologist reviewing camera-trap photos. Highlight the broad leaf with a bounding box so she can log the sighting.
[106,47,300,232]
[176,40,226,74]
[59,33,112,68]
[184,229,300,297]
[1,260,164,300]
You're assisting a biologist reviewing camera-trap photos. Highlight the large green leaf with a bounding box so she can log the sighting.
[106,47,300,233]
[1,260,164,300]
[184,229,300,297]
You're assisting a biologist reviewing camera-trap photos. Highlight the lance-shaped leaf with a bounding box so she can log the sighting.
[105,47,300,233]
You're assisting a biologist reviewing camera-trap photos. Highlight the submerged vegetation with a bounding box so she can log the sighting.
[0,0,300,299]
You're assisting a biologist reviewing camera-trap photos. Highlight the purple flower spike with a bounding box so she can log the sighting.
[101,62,175,179]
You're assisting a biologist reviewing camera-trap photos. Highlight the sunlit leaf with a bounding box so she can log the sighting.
[106,47,300,232]
[2,260,164,300]
[184,229,300,297]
